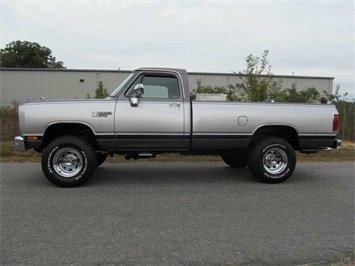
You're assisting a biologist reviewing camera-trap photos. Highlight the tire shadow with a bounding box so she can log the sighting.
[88,162,257,187]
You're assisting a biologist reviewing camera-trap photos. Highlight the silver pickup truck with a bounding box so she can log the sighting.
[15,68,341,187]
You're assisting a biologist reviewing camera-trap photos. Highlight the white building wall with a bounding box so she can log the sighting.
[0,69,333,106]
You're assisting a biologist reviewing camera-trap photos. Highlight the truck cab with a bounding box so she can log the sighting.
[111,68,191,151]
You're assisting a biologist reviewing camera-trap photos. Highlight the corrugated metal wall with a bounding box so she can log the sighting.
[0,69,333,106]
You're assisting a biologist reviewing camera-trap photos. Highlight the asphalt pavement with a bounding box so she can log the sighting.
[1,161,354,265]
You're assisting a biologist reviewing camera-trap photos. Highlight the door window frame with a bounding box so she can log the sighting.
[117,71,184,102]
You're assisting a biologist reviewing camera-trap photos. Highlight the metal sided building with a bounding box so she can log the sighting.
[0,68,334,106]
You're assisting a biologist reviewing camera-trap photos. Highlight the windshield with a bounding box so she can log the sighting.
[110,73,135,96]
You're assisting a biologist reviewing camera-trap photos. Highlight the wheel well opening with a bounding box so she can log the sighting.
[41,123,98,151]
[251,126,299,149]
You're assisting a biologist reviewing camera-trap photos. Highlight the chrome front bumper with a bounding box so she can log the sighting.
[14,136,26,152]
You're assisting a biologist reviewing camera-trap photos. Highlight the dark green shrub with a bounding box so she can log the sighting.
[0,101,20,141]
[335,102,355,141]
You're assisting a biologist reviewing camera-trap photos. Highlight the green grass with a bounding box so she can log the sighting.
[331,259,355,266]
[1,141,354,163]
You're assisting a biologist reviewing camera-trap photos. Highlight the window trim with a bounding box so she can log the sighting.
[118,71,184,102]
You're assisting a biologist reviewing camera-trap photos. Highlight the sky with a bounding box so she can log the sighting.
[1,0,354,99]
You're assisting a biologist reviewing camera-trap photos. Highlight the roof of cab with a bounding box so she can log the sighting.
[135,67,187,75]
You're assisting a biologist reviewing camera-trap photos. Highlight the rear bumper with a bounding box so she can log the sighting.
[300,138,342,154]
[14,136,26,152]
[331,139,342,149]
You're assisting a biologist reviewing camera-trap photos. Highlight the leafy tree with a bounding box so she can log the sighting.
[323,84,348,103]
[281,83,320,103]
[232,50,323,103]
[192,79,237,100]
[194,79,227,94]
[233,50,283,102]
[0,40,65,68]
[192,50,328,104]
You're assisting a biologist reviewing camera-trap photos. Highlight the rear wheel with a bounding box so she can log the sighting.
[41,136,97,187]
[248,137,296,183]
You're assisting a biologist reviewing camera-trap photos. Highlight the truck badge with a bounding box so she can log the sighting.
[92,112,112,117]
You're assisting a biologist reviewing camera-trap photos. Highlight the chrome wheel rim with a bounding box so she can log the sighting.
[263,147,288,175]
[53,148,83,178]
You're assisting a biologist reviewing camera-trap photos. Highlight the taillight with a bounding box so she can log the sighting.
[333,114,340,132]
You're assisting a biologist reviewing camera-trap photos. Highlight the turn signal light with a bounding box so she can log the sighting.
[26,136,38,140]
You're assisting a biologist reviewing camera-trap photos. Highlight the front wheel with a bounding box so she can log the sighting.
[248,137,296,183]
[41,136,97,187]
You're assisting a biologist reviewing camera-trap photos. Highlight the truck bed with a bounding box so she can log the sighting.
[191,101,337,150]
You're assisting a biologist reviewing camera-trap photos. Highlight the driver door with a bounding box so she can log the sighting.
[114,72,186,150]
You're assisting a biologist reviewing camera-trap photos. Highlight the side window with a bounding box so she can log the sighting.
[125,75,180,99]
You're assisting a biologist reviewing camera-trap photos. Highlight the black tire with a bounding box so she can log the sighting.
[221,152,248,168]
[41,135,97,187]
[96,153,108,167]
[247,137,296,183]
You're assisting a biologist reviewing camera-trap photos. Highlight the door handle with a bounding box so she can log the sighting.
[169,103,182,108]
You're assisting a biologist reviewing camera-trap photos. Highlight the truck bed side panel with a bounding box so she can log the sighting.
[191,101,338,150]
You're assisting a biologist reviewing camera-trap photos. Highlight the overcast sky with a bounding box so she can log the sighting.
[1,0,354,98]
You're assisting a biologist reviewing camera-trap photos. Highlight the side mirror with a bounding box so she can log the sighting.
[133,83,144,97]
[129,84,144,107]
